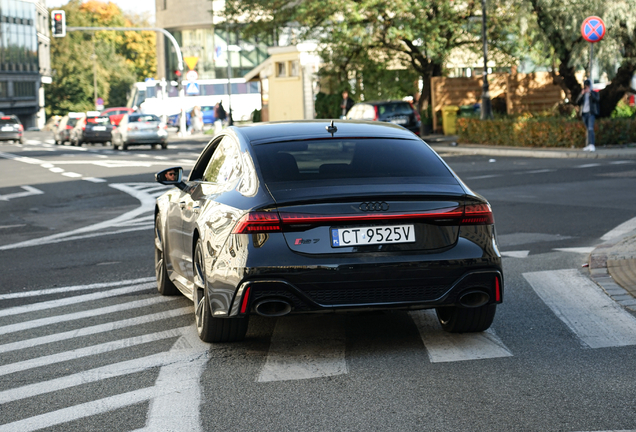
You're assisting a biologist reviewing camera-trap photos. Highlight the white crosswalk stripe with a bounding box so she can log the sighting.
[524,269,636,348]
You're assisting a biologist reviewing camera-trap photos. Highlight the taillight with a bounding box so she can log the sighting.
[66,125,72,129]
[461,203,494,225]
[232,212,282,234]
[410,102,421,122]
[17,124,24,132]
[373,105,379,121]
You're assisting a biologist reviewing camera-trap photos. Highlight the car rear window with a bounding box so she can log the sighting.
[129,115,159,123]
[0,117,18,125]
[378,103,413,116]
[67,118,79,127]
[253,139,456,185]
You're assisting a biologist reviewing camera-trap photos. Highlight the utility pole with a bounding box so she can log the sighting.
[480,0,493,120]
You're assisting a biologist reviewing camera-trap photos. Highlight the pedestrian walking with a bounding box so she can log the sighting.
[214,102,227,135]
[576,79,600,152]
[340,90,354,118]
[190,106,203,134]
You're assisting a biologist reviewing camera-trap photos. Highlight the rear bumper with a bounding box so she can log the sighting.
[228,267,503,317]
[0,132,22,140]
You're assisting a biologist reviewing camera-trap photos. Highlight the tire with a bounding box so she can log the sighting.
[436,304,496,333]
[122,142,128,151]
[155,215,179,296]
[193,239,249,343]
[19,137,25,144]
[161,141,168,150]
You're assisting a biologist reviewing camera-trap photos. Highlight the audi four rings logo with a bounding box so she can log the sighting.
[359,201,390,211]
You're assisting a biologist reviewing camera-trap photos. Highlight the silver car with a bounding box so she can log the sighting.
[112,113,169,150]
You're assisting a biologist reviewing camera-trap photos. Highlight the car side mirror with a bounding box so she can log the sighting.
[156,167,187,190]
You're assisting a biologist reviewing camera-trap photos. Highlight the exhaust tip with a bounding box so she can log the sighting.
[459,290,490,308]
[254,299,292,317]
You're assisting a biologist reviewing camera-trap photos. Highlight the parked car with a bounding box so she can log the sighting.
[0,115,24,143]
[153,120,503,343]
[70,112,114,146]
[346,100,421,135]
[112,113,168,150]
[101,107,134,126]
[54,113,84,145]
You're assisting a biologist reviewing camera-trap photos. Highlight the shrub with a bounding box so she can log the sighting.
[314,92,342,119]
[457,116,636,147]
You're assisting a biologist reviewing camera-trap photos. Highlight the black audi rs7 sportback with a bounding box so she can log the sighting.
[154,120,503,342]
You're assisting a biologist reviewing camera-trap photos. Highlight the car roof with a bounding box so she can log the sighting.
[234,120,419,145]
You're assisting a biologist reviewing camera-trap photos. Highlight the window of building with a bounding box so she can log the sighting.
[289,60,299,77]
[275,62,286,77]
[14,81,35,97]
[0,81,8,98]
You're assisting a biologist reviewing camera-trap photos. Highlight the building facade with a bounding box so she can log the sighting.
[155,0,270,81]
[0,0,50,129]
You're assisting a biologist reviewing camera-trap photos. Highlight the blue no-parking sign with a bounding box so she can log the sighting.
[581,16,605,43]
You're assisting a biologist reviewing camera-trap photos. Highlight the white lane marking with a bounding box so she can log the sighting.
[141,325,207,431]
[25,140,41,145]
[575,163,601,168]
[0,152,45,164]
[257,315,347,382]
[82,177,107,183]
[61,172,82,178]
[501,250,530,258]
[0,282,155,318]
[0,183,161,250]
[31,225,152,243]
[553,247,596,254]
[0,224,26,229]
[0,295,178,336]
[0,277,154,300]
[0,327,189,377]
[44,139,55,144]
[0,306,192,354]
[465,174,501,180]
[609,161,634,165]
[410,310,512,363]
[0,350,201,404]
[0,185,44,201]
[49,167,64,173]
[601,217,636,241]
[40,163,54,168]
[524,269,636,348]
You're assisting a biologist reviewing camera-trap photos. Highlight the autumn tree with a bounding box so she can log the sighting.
[46,0,156,116]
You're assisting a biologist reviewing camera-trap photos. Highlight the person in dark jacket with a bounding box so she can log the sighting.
[340,90,355,118]
[576,79,600,152]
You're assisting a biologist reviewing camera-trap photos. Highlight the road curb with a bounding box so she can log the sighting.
[588,231,636,312]
[428,144,636,159]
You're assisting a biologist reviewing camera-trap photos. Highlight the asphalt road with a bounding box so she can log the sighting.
[1,132,636,431]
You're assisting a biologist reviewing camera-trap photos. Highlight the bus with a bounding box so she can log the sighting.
[126,78,261,123]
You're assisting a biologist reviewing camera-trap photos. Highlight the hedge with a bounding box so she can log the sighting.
[456,117,636,148]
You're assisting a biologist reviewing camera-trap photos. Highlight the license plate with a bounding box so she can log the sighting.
[331,225,415,247]
[93,126,106,131]
[1,126,13,131]
[390,117,408,125]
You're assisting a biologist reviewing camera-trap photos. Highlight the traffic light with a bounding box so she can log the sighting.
[51,10,66,37]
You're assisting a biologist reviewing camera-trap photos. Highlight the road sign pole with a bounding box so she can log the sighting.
[588,43,594,84]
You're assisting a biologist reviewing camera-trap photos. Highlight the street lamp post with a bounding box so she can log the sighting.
[480,0,493,120]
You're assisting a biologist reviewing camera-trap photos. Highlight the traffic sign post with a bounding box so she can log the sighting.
[581,16,606,85]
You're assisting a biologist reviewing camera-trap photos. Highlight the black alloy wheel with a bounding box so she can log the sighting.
[193,238,249,343]
[155,215,179,296]
[435,304,496,333]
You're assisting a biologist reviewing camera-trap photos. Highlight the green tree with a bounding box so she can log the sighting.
[525,0,636,117]
[46,0,155,116]
[221,0,520,131]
